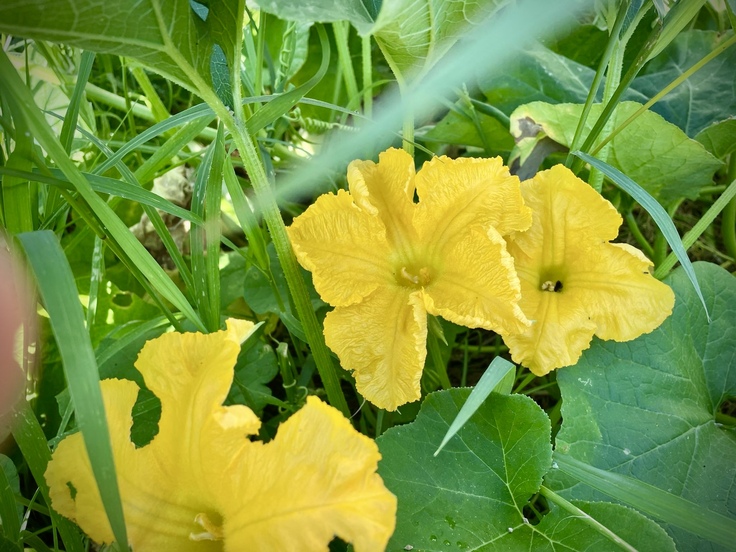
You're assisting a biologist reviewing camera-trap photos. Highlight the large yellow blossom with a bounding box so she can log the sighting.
[287,148,532,410]
[45,320,396,551]
[502,165,675,375]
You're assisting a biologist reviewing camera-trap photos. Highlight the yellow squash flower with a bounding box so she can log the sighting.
[45,320,396,551]
[502,165,675,376]
[287,148,532,410]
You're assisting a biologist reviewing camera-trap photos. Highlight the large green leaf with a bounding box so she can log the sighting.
[0,0,243,103]
[695,117,736,159]
[254,0,511,78]
[371,0,510,78]
[509,101,722,202]
[421,106,514,153]
[629,30,736,137]
[550,262,736,551]
[377,389,676,551]
[480,43,599,115]
[251,0,378,34]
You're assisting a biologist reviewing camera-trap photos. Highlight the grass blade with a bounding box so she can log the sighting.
[554,452,736,549]
[655,178,736,277]
[18,230,128,548]
[573,150,710,321]
[59,51,94,154]
[0,50,205,331]
[434,357,515,456]
[190,124,225,331]
[0,167,203,224]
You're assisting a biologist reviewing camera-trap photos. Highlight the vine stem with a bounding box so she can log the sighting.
[222,113,349,416]
[539,486,638,552]
[174,14,350,415]
[592,32,736,156]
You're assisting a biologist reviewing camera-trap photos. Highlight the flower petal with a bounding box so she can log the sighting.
[424,225,529,335]
[570,242,675,341]
[224,396,396,552]
[414,155,531,254]
[45,380,211,551]
[508,165,622,268]
[287,189,393,307]
[45,378,138,545]
[504,165,674,376]
[503,279,598,376]
[324,286,427,411]
[347,148,419,248]
[135,320,261,486]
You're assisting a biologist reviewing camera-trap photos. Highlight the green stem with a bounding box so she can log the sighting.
[84,82,217,141]
[715,410,736,427]
[539,486,638,552]
[333,22,360,106]
[375,409,385,437]
[361,35,373,118]
[721,155,736,264]
[427,330,452,390]
[200,93,350,417]
[624,209,656,260]
[593,32,736,156]
[566,0,634,164]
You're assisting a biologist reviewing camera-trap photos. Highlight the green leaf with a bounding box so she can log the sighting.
[549,262,736,551]
[377,389,675,551]
[251,0,378,34]
[17,231,128,549]
[229,341,280,415]
[629,30,736,137]
[695,117,736,159]
[256,0,510,79]
[0,455,21,541]
[372,0,511,78]
[421,107,514,152]
[480,43,599,115]
[510,101,722,202]
[0,0,244,102]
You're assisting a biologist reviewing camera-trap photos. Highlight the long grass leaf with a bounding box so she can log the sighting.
[191,125,225,330]
[434,357,515,456]
[573,150,709,321]
[554,452,736,548]
[0,167,203,224]
[0,50,205,330]
[59,51,94,154]
[17,230,128,548]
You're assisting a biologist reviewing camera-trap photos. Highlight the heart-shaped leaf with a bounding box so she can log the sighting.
[377,389,675,551]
